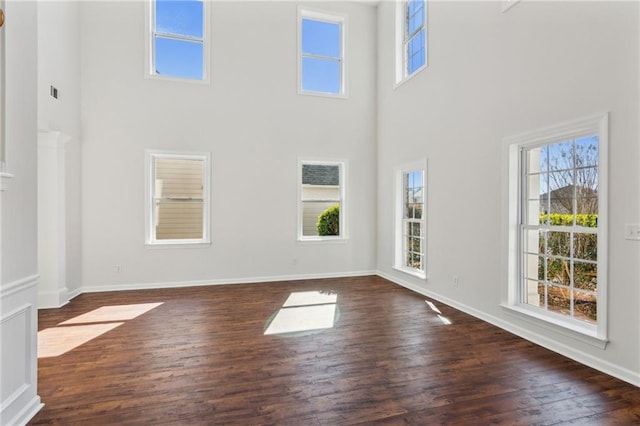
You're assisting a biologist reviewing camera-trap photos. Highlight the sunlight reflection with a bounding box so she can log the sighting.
[60,302,164,325]
[265,291,338,336]
[38,323,124,358]
[283,291,337,307]
[438,315,452,325]
[425,300,442,314]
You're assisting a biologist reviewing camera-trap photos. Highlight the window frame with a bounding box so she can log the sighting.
[144,0,211,84]
[502,113,608,347]
[394,0,428,87]
[145,150,211,248]
[394,159,427,279]
[297,7,348,99]
[297,159,347,242]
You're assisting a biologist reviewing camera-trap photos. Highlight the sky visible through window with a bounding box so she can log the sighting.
[301,17,342,95]
[154,0,204,80]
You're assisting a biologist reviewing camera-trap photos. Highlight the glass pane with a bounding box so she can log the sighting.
[548,284,571,316]
[573,290,597,323]
[156,0,203,38]
[574,261,597,292]
[407,0,424,35]
[573,232,597,261]
[547,231,571,258]
[301,164,340,186]
[302,201,339,237]
[527,173,545,201]
[301,57,341,94]
[547,258,569,285]
[155,200,203,240]
[524,254,543,281]
[407,29,426,75]
[575,135,598,168]
[154,37,203,80]
[575,166,598,194]
[546,140,574,172]
[527,146,545,174]
[155,158,203,199]
[524,279,544,307]
[301,19,341,58]
[523,229,542,254]
[576,197,598,216]
[526,200,543,225]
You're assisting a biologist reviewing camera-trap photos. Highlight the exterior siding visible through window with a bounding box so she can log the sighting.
[298,8,346,97]
[299,160,346,240]
[145,151,211,246]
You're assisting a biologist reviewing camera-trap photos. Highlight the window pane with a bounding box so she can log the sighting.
[407,29,426,75]
[574,289,596,323]
[155,200,203,240]
[548,284,570,316]
[301,19,340,57]
[574,261,597,292]
[301,57,341,94]
[407,0,424,35]
[154,37,203,80]
[573,232,597,261]
[546,140,574,172]
[156,0,203,39]
[155,158,203,199]
[547,231,571,258]
[575,136,598,168]
[302,201,340,237]
[524,279,543,307]
[524,254,543,281]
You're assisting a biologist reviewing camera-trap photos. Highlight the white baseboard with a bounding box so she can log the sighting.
[80,270,377,293]
[38,287,69,309]
[4,395,43,426]
[376,270,640,388]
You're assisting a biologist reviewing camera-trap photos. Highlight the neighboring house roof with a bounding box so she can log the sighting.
[539,185,598,214]
[302,164,339,186]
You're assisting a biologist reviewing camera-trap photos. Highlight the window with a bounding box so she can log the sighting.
[504,114,608,344]
[394,161,427,278]
[298,9,346,97]
[298,160,346,240]
[146,0,209,82]
[145,151,211,246]
[395,0,427,85]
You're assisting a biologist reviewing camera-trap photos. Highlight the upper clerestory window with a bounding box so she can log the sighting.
[298,8,347,98]
[395,0,427,85]
[146,0,210,83]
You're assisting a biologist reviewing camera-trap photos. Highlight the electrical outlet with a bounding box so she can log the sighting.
[625,224,640,241]
[452,275,459,287]
[115,264,121,273]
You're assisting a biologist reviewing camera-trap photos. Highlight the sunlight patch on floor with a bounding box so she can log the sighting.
[60,302,164,325]
[282,290,337,307]
[265,291,338,335]
[38,323,123,358]
[426,300,452,325]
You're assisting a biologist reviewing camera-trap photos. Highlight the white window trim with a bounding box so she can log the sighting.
[393,159,427,279]
[297,7,348,99]
[502,113,609,347]
[144,0,211,84]
[145,150,211,248]
[297,158,347,242]
[394,0,428,88]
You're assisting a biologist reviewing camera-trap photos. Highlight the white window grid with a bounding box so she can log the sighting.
[402,0,426,78]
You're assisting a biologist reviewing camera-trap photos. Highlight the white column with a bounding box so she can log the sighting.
[37,130,69,308]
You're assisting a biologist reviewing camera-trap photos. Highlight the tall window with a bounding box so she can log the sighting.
[298,9,346,97]
[147,0,209,81]
[298,160,346,240]
[395,162,426,278]
[395,0,427,84]
[145,151,211,246]
[504,114,608,343]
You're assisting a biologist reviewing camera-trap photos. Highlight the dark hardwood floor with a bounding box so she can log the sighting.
[30,276,640,425]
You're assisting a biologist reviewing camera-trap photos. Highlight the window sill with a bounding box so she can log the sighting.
[145,241,211,249]
[144,73,211,86]
[0,171,14,191]
[298,89,348,100]
[298,236,348,244]
[393,266,427,280]
[501,303,608,349]
[394,63,428,91]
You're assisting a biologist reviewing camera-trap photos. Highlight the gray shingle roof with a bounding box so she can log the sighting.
[302,164,339,186]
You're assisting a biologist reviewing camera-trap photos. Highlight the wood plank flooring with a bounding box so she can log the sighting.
[29,276,640,425]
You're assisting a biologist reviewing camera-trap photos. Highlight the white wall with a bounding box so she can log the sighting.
[37,1,82,298]
[79,1,377,289]
[0,0,43,423]
[376,1,639,385]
